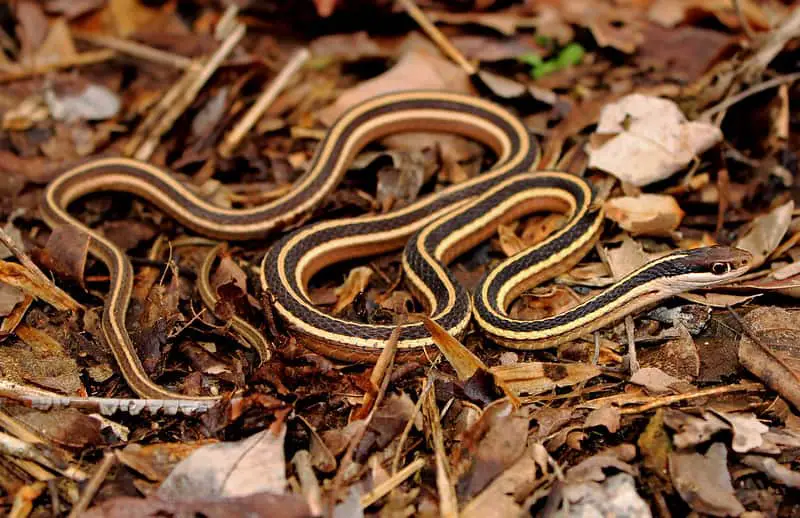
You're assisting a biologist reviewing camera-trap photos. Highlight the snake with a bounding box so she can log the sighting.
[40,90,752,400]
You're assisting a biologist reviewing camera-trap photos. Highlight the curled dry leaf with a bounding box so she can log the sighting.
[712,411,769,453]
[604,194,684,236]
[734,200,794,268]
[116,441,216,482]
[668,442,745,517]
[548,473,652,518]
[45,83,121,122]
[36,224,90,288]
[588,94,722,186]
[332,266,372,315]
[737,306,800,410]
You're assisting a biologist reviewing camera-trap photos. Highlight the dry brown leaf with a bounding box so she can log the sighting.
[734,200,794,268]
[639,324,700,379]
[648,0,773,30]
[426,10,531,36]
[742,455,800,488]
[36,225,91,288]
[332,266,373,315]
[8,324,84,396]
[669,442,745,517]
[116,441,216,482]
[489,362,601,396]
[0,260,80,312]
[712,411,769,453]
[318,48,472,126]
[629,367,692,395]
[663,409,730,449]
[0,282,25,316]
[604,194,684,236]
[588,94,722,186]
[158,421,287,499]
[497,223,526,257]
[604,236,653,280]
[737,306,800,410]
[584,405,621,433]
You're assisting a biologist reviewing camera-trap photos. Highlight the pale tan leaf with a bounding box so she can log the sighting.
[604,194,684,236]
[735,200,794,268]
[588,94,722,186]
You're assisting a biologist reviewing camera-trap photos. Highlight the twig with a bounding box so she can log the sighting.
[218,48,310,158]
[0,379,218,415]
[423,380,458,518]
[618,382,764,415]
[215,4,241,40]
[9,481,46,518]
[397,0,476,75]
[391,378,433,475]
[67,453,116,518]
[741,7,800,81]
[361,457,426,508]
[624,316,639,374]
[700,71,800,121]
[0,50,116,83]
[732,0,757,40]
[0,227,50,282]
[326,328,399,516]
[74,32,194,70]
[132,23,246,160]
[292,450,323,516]
[355,326,400,419]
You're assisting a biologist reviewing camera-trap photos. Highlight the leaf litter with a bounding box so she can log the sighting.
[0,0,799,516]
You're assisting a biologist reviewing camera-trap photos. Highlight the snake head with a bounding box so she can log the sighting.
[666,245,752,287]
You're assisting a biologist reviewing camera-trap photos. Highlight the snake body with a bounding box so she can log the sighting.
[41,91,751,399]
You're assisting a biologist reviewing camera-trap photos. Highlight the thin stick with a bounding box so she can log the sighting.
[326,329,399,516]
[0,50,116,83]
[361,457,426,508]
[618,382,763,415]
[133,23,246,160]
[391,378,433,475]
[67,453,116,518]
[397,0,476,75]
[625,316,639,374]
[0,227,48,282]
[732,0,757,40]
[74,32,194,70]
[218,48,310,158]
[355,326,400,419]
[700,72,800,121]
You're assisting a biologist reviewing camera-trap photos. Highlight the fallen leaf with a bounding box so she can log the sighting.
[636,25,738,82]
[333,266,373,315]
[158,421,288,499]
[318,48,472,125]
[82,492,311,518]
[604,194,685,236]
[0,260,80,311]
[490,362,601,396]
[7,406,103,450]
[548,473,651,518]
[638,410,671,480]
[639,323,700,379]
[669,442,745,517]
[604,236,653,279]
[565,445,637,483]
[45,83,121,122]
[629,367,691,395]
[456,403,529,500]
[734,200,794,268]
[588,94,722,186]
[116,441,216,482]
[663,409,730,449]
[43,0,105,19]
[648,0,773,31]
[712,411,768,453]
[584,405,621,433]
[737,306,800,410]
[0,282,25,316]
[741,455,800,488]
[4,324,84,395]
[35,224,91,288]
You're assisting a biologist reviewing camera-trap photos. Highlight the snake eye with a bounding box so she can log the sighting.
[711,262,730,275]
